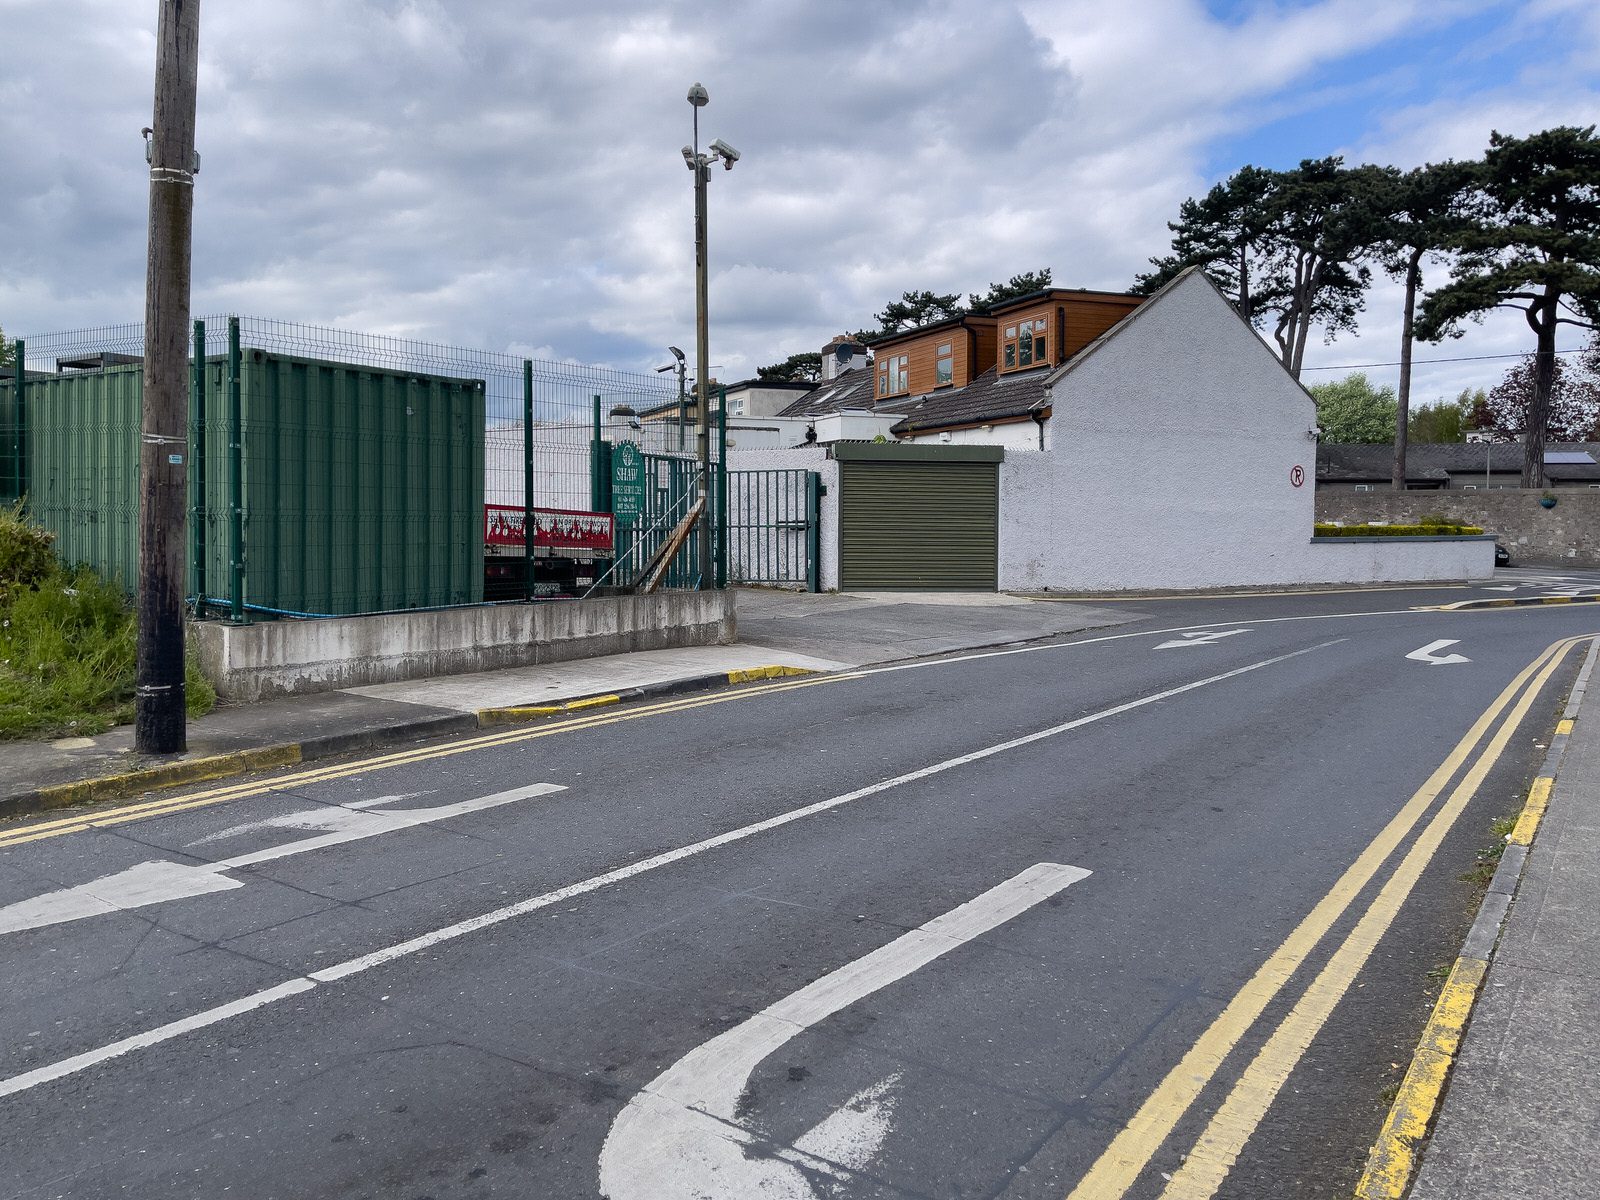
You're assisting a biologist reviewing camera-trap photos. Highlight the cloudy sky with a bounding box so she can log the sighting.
[3,0,1598,405]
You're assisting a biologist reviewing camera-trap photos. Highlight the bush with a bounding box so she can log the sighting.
[1313,522,1485,538]
[0,501,58,608]
[0,552,216,740]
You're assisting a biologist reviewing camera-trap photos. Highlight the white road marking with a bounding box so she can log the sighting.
[0,642,1330,1101]
[0,783,565,937]
[187,793,425,845]
[1153,629,1251,650]
[597,863,1090,1200]
[791,1075,901,1176]
[1406,639,1472,666]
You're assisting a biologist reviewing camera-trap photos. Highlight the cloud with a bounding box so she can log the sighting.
[1,0,1592,399]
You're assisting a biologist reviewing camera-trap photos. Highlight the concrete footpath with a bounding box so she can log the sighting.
[1406,641,1600,1198]
[0,589,1125,819]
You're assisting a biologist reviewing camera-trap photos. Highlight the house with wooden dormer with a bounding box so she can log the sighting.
[777,287,1144,447]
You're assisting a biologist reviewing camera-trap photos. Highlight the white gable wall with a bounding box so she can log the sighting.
[999,271,1490,590]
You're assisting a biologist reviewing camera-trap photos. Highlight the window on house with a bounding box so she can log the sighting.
[1355,484,1373,492]
[878,354,909,397]
[1002,318,1050,371]
[936,343,954,387]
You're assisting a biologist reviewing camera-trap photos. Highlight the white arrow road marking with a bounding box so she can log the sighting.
[1154,629,1251,650]
[0,783,565,937]
[1406,639,1472,666]
[187,793,425,845]
[596,862,1091,1200]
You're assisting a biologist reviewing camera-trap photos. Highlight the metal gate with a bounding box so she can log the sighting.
[726,469,821,591]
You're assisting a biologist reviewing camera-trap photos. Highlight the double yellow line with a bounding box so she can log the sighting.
[0,671,854,850]
[1066,633,1593,1200]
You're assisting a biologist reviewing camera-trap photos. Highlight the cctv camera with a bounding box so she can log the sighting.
[710,138,740,165]
[681,145,698,169]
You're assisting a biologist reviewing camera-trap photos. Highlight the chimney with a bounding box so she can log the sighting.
[821,333,868,382]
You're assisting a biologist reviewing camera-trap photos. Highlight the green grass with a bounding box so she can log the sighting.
[0,508,214,740]
[1458,813,1520,888]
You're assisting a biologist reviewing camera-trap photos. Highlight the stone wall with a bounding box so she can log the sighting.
[1315,490,1600,567]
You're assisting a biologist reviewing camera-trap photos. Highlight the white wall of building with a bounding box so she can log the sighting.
[998,271,1492,591]
[904,420,1043,452]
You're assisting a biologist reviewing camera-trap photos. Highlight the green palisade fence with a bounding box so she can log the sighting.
[3,353,485,615]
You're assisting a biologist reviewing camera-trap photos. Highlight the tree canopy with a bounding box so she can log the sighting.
[1475,342,1600,442]
[1309,372,1398,443]
[969,269,1053,310]
[755,352,822,383]
[1137,159,1394,378]
[1407,389,1481,444]
[1416,126,1600,484]
[873,289,963,334]
[0,325,12,371]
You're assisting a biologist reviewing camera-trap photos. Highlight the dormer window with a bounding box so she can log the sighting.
[878,354,909,397]
[1002,318,1049,371]
[935,343,954,387]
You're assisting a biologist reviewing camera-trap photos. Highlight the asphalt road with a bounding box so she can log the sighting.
[2,572,1598,1200]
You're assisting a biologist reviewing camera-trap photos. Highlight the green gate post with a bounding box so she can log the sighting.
[806,470,821,593]
[227,317,247,624]
[191,320,207,617]
[715,386,728,589]
[523,360,535,602]
[11,339,24,507]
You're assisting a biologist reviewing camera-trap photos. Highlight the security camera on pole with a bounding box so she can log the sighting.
[682,83,738,590]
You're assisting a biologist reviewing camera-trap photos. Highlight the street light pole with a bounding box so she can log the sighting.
[683,83,738,590]
[690,86,711,590]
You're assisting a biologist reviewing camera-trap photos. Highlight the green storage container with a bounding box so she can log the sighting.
[2,352,485,615]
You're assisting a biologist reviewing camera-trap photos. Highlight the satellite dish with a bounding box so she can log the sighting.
[835,344,854,365]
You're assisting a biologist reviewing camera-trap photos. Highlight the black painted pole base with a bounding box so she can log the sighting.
[135,685,187,755]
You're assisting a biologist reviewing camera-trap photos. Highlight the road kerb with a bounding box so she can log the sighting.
[474,666,817,727]
[0,744,306,824]
[1426,595,1600,612]
[1353,635,1599,1200]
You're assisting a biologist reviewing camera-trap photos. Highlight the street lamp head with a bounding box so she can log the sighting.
[668,345,685,363]
[687,82,709,107]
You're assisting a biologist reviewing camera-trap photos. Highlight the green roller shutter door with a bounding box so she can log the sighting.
[839,461,998,590]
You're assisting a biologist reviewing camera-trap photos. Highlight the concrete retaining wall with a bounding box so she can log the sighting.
[192,590,737,701]
[1315,490,1600,568]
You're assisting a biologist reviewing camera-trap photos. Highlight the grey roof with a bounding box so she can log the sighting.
[776,367,885,418]
[1317,441,1600,481]
[888,366,1051,435]
[1317,444,1449,483]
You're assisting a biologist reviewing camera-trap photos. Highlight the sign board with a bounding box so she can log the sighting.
[484,505,614,554]
[1290,464,1306,488]
[611,441,647,521]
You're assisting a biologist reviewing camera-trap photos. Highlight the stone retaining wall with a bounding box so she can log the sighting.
[1315,490,1600,568]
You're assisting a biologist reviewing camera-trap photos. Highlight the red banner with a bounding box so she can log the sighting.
[485,505,614,553]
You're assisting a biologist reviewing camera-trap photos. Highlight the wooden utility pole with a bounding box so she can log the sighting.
[137,0,201,754]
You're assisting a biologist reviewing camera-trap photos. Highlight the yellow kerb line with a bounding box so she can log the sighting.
[1353,957,1487,1199]
[1508,775,1555,846]
[1156,638,1576,1199]
[1063,634,1584,1200]
[0,673,856,848]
